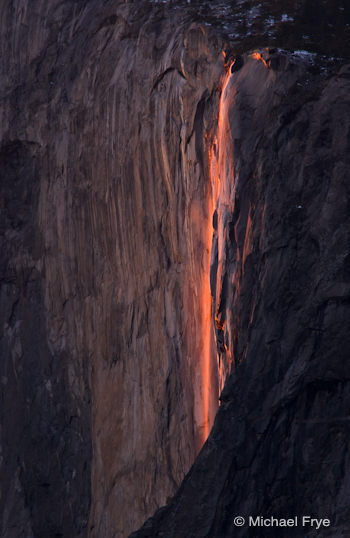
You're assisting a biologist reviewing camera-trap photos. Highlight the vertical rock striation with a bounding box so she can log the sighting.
[0,1,223,536]
[132,51,350,537]
[2,2,350,537]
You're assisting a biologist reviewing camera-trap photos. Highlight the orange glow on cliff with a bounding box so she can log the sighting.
[201,52,252,440]
[201,201,213,441]
[215,316,225,331]
[212,66,235,204]
[200,60,235,440]
[190,195,215,446]
[208,63,235,396]
[251,51,268,68]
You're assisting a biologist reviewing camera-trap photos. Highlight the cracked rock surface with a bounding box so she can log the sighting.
[131,50,350,538]
[1,2,350,538]
[1,2,222,536]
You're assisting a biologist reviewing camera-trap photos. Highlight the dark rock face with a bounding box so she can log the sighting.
[0,81,91,538]
[131,53,350,537]
[1,2,350,538]
[0,139,91,537]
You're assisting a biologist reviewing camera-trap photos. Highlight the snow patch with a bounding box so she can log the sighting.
[292,50,317,62]
[282,13,294,22]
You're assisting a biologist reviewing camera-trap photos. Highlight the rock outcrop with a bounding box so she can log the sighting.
[1,2,222,536]
[1,2,350,538]
[131,50,350,538]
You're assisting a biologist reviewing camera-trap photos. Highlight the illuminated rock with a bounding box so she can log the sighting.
[0,2,222,536]
[1,2,350,538]
[131,47,350,538]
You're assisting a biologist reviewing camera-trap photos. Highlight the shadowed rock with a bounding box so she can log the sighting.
[131,51,350,538]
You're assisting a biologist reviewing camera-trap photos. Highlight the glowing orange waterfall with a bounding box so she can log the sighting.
[201,190,215,442]
[209,62,236,395]
[198,61,236,445]
[212,67,235,204]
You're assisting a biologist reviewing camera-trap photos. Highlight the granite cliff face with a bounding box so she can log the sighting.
[132,49,350,538]
[1,2,222,536]
[1,2,350,538]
